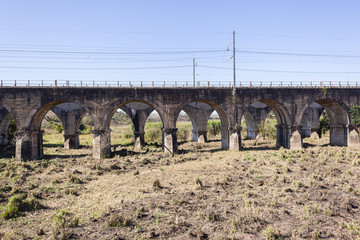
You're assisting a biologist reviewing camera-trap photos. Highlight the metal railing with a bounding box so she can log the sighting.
[0,80,359,88]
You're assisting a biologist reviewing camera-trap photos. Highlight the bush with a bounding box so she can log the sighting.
[145,122,163,143]
[1,193,40,219]
[207,120,221,137]
[257,118,276,140]
[349,105,360,128]
[319,111,330,136]
[177,123,192,142]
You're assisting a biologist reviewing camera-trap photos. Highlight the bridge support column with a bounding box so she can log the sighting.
[64,133,80,149]
[134,131,145,149]
[193,130,207,143]
[15,131,31,161]
[247,128,256,140]
[276,125,291,148]
[289,126,303,149]
[221,126,229,150]
[348,127,360,147]
[229,127,242,151]
[92,129,111,159]
[162,128,178,154]
[330,124,348,146]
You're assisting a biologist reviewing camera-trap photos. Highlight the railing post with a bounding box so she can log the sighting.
[14,80,16,87]
[163,81,165,87]
[186,82,188,87]
[81,81,82,87]
[329,81,331,88]
[117,81,119,87]
[55,80,57,87]
[197,81,200,87]
[281,81,282,87]
[1,80,2,87]
[28,80,30,87]
[105,81,107,87]
[339,82,341,87]
[175,81,177,87]
[208,81,210,88]
[357,82,358,88]
[41,80,43,87]
[93,81,95,87]
[152,81,154,88]
[270,81,272,87]
[250,81,252,88]
[347,81,349,87]
[291,81,292,87]
[141,81,143,87]
[260,81,262,88]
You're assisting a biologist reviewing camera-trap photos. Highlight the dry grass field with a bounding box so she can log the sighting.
[0,124,360,239]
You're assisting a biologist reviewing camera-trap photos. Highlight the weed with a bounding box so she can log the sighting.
[107,214,132,227]
[53,210,79,228]
[263,225,282,240]
[1,193,40,219]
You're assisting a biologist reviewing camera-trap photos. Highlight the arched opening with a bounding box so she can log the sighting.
[42,110,64,148]
[175,101,229,152]
[106,101,164,156]
[300,100,350,147]
[247,100,289,149]
[110,108,134,154]
[176,110,192,144]
[22,101,89,160]
[77,112,94,147]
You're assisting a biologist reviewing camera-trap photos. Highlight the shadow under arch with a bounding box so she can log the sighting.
[249,99,291,148]
[175,100,231,150]
[299,99,350,146]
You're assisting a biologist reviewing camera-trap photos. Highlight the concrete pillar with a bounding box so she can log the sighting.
[289,127,303,149]
[247,128,256,140]
[221,126,229,150]
[276,125,291,148]
[92,129,111,159]
[30,130,43,160]
[197,130,208,143]
[15,131,31,161]
[348,128,360,147]
[330,124,348,146]
[134,131,145,149]
[162,128,178,154]
[229,127,242,151]
[64,133,80,149]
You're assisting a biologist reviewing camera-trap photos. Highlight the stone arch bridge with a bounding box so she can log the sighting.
[0,87,359,161]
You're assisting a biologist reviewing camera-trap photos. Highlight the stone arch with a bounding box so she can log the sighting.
[299,99,351,146]
[91,100,165,158]
[21,100,87,160]
[249,100,292,148]
[175,100,231,150]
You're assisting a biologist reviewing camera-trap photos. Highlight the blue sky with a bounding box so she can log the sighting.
[1,0,360,87]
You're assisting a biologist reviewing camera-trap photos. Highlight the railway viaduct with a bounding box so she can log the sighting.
[0,86,360,161]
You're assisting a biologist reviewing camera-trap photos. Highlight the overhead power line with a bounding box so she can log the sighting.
[0,65,192,70]
[198,65,360,74]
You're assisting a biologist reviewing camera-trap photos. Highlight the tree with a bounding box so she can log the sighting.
[349,105,360,128]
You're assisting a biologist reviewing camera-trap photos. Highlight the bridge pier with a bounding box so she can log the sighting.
[229,127,242,150]
[163,128,178,154]
[289,126,303,149]
[134,131,145,149]
[92,129,111,159]
[64,133,80,149]
[348,128,360,147]
[329,124,348,146]
[221,126,230,149]
[194,130,208,143]
[14,131,43,161]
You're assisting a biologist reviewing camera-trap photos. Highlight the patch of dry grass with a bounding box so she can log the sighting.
[0,132,360,239]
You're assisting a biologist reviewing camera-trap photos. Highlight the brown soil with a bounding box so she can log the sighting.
[0,139,360,239]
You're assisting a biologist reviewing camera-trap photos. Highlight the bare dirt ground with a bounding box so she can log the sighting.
[1,137,360,239]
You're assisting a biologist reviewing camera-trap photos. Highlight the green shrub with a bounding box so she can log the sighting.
[1,193,40,219]
[258,118,276,140]
[207,120,221,137]
[177,123,192,142]
[53,210,79,228]
[145,122,163,143]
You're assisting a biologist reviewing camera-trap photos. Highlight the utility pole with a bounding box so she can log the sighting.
[193,57,196,87]
[233,31,236,89]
